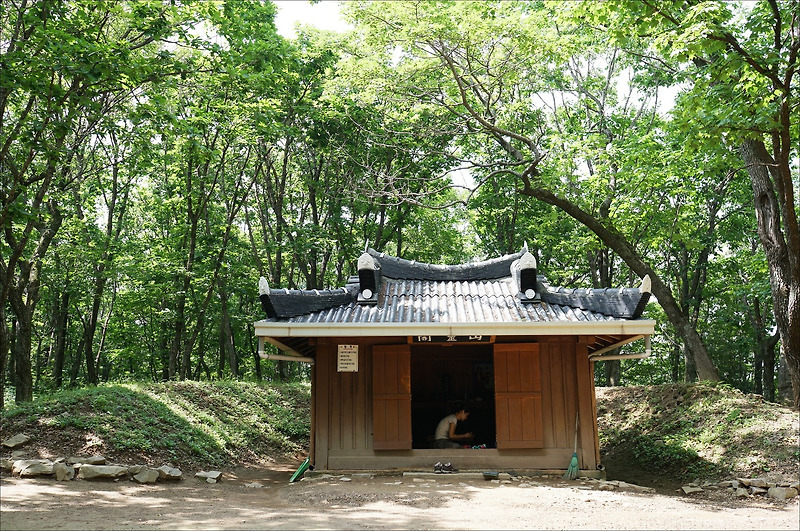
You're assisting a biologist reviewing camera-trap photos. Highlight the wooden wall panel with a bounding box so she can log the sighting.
[321,341,374,455]
[372,344,412,450]
[494,344,543,448]
[539,342,578,449]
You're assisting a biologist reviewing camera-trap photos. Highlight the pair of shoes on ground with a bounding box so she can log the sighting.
[434,462,457,474]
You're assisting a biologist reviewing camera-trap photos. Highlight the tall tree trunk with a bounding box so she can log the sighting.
[684,344,697,382]
[252,337,262,382]
[158,317,170,381]
[171,216,198,380]
[35,334,44,386]
[519,185,720,381]
[52,290,70,388]
[753,342,764,396]
[748,295,780,401]
[69,336,85,388]
[740,139,800,410]
[7,201,63,401]
[589,245,623,386]
[762,336,777,402]
[0,306,8,410]
[778,353,793,405]
[219,278,238,378]
[670,343,681,383]
[12,309,33,403]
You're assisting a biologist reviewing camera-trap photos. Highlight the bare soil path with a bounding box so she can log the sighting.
[2,465,797,530]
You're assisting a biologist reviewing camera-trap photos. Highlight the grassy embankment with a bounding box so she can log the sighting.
[1,381,310,470]
[2,381,798,482]
[597,382,799,482]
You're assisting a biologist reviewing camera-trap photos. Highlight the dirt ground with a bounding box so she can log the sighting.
[2,463,798,530]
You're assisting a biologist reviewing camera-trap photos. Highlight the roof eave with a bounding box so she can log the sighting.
[254,319,656,338]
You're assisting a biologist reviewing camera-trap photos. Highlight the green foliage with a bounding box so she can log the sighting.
[1,381,311,468]
[598,383,799,481]
[2,0,793,406]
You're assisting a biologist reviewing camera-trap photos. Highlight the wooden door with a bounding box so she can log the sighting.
[494,343,544,448]
[372,344,412,450]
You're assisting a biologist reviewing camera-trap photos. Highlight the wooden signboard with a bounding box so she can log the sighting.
[409,335,493,344]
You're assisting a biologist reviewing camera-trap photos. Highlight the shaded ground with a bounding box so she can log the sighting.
[2,464,798,530]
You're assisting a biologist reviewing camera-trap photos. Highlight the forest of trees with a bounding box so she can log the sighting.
[1,1,798,409]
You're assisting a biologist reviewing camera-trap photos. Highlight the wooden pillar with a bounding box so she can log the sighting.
[575,340,597,470]
[309,359,316,465]
[314,340,330,470]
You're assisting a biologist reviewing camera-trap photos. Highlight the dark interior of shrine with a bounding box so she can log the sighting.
[410,344,496,449]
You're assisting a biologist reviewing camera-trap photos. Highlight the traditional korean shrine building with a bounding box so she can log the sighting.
[254,247,655,475]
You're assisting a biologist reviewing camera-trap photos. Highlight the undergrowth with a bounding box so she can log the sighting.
[1,381,310,470]
[597,382,799,482]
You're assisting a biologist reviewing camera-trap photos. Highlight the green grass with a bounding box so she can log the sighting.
[1,381,310,469]
[597,382,800,482]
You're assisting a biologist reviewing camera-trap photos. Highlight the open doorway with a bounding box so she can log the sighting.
[410,344,495,449]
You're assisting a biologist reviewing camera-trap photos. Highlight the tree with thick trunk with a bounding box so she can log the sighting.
[591,0,800,408]
[345,1,723,381]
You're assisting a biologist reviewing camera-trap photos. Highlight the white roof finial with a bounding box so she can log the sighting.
[358,252,376,270]
[258,277,270,296]
[519,250,537,270]
[640,274,652,294]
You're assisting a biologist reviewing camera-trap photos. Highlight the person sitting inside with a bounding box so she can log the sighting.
[433,406,474,448]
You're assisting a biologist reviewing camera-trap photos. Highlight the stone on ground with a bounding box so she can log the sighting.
[133,468,161,484]
[195,470,222,480]
[78,465,128,479]
[156,465,182,480]
[767,487,798,500]
[53,463,76,481]
[12,459,54,477]
[2,434,31,448]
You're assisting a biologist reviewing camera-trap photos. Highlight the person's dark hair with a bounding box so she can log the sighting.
[453,403,470,414]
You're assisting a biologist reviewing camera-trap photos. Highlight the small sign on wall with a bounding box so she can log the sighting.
[337,344,358,372]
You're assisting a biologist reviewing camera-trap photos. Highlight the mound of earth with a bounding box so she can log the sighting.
[596,383,799,493]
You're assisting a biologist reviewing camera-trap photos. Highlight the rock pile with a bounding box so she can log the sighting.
[680,477,800,500]
[1,455,186,484]
[1,432,196,484]
[504,473,656,493]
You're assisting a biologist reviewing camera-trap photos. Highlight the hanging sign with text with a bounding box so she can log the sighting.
[410,335,492,344]
[337,344,359,372]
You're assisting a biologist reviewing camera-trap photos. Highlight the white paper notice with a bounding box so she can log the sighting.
[337,344,358,372]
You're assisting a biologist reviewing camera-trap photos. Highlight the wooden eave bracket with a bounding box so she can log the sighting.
[258,336,315,364]
[588,335,651,361]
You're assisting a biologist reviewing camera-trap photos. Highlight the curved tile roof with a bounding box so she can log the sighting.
[258,248,651,324]
[275,277,617,325]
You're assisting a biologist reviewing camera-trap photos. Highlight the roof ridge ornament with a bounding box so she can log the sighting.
[358,252,381,305]
[258,277,278,318]
[640,274,652,294]
[514,250,540,302]
[259,276,269,295]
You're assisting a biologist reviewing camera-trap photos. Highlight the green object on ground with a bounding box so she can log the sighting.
[290,457,312,482]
